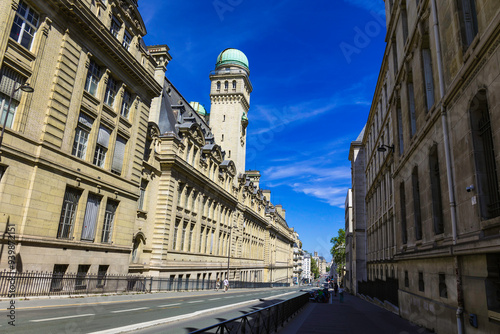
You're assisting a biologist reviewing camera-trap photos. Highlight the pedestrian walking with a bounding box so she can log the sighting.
[223,278,229,292]
[216,278,220,291]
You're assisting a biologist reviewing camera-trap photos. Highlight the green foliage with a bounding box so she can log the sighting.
[330,229,345,275]
[310,255,320,279]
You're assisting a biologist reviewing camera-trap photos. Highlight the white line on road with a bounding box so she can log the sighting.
[88,291,298,334]
[187,300,204,304]
[158,303,181,307]
[30,314,95,322]
[111,307,149,313]
[209,298,221,301]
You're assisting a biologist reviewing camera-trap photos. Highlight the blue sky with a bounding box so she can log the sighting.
[140,0,386,261]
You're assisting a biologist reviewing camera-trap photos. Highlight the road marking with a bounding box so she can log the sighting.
[187,300,204,304]
[111,307,149,313]
[31,314,95,322]
[209,298,221,301]
[158,303,181,307]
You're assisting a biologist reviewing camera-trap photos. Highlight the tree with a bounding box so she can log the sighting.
[330,229,346,277]
[310,255,320,279]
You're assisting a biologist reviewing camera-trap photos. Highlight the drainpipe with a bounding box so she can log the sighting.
[430,1,463,333]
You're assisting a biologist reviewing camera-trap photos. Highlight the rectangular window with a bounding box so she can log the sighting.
[422,48,435,111]
[397,105,404,155]
[122,30,132,50]
[97,265,109,287]
[93,126,111,167]
[104,76,118,107]
[412,167,423,240]
[188,224,194,252]
[458,0,478,49]
[429,145,444,234]
[418,272,425,292]
[101,200,117,243]
[173,219,180,250]
[120,89,132,118]
[439,273,447,298]
[81,194,101,241]
[75,264,90,289]
[407,82,417,138]
[400,182,408,244]
[50,264,68,292]
[72,113,93,159]
[0,67,26,129]
[57,187,81,239]
[138,180,147,211]
[181,222,187,251]
[9,1,39,50]
[110,16,121,39]
[85,60,101,96]
[111,135,127,175]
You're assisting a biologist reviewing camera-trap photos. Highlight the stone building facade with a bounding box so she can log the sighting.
[347,127,367,295]
[0,0,296,286]
[0,0,161,276]
[127,46,296,284]
[358,0,500,333]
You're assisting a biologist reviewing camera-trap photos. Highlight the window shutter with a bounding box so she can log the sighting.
[0,67,24,101]
[97,126,111,148]
[422,49,435,110]
[81,195,100,241]
[111,135,126,173]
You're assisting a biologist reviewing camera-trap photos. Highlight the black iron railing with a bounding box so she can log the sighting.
[0,270,290,298]
[189,292,309,334]
[357,278,399,306]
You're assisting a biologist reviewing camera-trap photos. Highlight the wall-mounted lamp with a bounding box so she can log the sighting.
[377,144,395,153]
[0,83,34,150]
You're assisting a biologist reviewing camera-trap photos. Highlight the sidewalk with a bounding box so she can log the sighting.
[279,291,432,334]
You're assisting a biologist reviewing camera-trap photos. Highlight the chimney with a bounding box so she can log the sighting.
[262,189,271,203]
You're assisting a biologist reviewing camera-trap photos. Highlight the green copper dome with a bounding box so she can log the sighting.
[216,48,249,70]
[190,101,207,116]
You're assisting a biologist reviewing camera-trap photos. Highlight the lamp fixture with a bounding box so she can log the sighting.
[377,144,395,153]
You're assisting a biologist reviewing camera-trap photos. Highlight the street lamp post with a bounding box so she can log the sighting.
[0,83,34,150]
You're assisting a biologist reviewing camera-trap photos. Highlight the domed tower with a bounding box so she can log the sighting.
[209,48,253,176]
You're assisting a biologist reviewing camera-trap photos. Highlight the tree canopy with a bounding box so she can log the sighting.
[330,229,345,276]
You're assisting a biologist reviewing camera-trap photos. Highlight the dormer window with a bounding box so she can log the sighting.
[110,16,121,39]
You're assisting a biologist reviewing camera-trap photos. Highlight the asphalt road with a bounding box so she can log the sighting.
[2,287,305,333]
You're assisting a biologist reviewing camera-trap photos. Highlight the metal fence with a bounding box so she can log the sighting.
[0,270,290,298]
[357,278,399,306]
[189,292,310,334]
